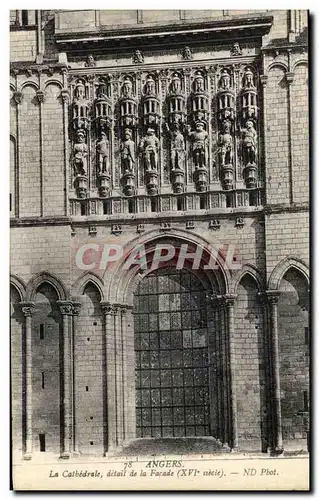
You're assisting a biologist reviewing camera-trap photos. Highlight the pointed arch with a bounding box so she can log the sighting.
[232,264,264,294]
[103,227,231,305]
[268,257,309,291]
[10,274,26,301]
[25,271,68,302]
[71,271,105,301]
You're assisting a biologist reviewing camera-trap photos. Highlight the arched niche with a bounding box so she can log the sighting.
[278,268,309,451]
[75,282,106,456]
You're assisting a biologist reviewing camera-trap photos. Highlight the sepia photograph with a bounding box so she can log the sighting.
[9,7,310,491]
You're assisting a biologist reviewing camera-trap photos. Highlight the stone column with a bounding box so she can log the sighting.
[101,302,117,453]
[72,301,81,455]
[20,302,35,460]
[224,294,239,451]
[120,305,132,443]
[57,300,73,458]
[218,297,228,446]
[257,291,272,453]
[266,290,283,454]
[114,305,124,447]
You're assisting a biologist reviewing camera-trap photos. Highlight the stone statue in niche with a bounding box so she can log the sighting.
[218,120,233,166]
[170,73,181,94]
[187,121,208,168]
[243,67,255,88]
[181,46,193,60]
[139,128,159,171]
[85,54,96,67]
[120,129,136,172]
[96,81,108,99]
[96,132,110,175]
[74,80,86,101]
[133,49,144,64]
[73,130,88,176]
[144,75,156,96]
[241,120,257,165]
[165,124,185,170]
[122,77,133,97]
[219,69,231,90]
[231,42,242,56]
[193,71,205,93]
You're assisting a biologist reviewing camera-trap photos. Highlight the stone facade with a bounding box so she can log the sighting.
[10,10,309,460]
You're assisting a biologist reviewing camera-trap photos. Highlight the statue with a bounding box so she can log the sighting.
[181,46,192,60]
[242,120,257,165]
[165,124,185,170]
[85,55,96,67]
[139,128,159,171]
[144,75,156,96]
[194,71,204,93]
[73,130,88,176]
[120,129,136,172]
[96,132,109,175]
[231,42,242,56]
[243,67,255,88]
[96,81,108,99]
[122,77,133,98]
[133,49,144,64]
[187,121,208,168]
[170,73,181,94]
[219,69,231,91]
[218,120,233,166]
[74,80,86,101]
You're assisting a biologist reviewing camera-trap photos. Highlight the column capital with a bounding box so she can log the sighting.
[100,301,115,315]
[13,91,23,105]
[265,290,281,304]
[20,302,35,317]
[57,300,74,316]
[72,302,82,316]
[36,89,45,104]
[223,294,237,306]
[119,304,133,314]
[61,88,70,104]
[286,72,295,85]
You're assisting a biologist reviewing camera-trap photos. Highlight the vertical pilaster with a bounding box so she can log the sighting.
[20,302,35,460]
[224,294,239,451]
[260,74,268,205]
[266,290,283,454]
[13,90,23,217]
[36,89,44,216]
[286,68,294,205]
[101,302,117,453]
[61,80,70,216]
[57,300,73,458]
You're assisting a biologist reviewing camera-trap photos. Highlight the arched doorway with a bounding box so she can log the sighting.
[133,268,212,439]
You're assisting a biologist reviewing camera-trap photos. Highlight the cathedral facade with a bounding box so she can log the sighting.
[10,10,309,460]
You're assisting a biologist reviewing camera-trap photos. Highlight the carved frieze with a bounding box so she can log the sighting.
[66,58,261,203]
